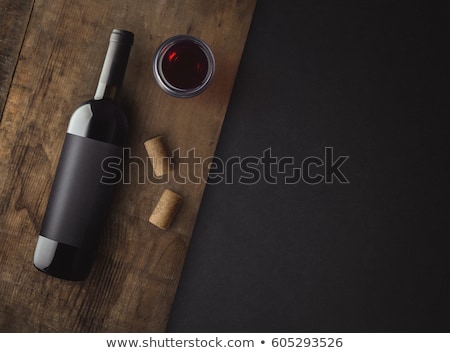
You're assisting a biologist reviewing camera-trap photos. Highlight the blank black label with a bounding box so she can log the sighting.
[40,133,122,248]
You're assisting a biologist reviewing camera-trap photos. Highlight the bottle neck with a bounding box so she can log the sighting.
[95,83,120,100]
[94,29,134,101]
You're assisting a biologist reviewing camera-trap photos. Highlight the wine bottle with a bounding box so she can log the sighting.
[33,29,134,280]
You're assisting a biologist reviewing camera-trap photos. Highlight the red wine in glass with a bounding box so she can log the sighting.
[153,35,215,98]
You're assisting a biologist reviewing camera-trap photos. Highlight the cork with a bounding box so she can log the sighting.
[149,189,183,230]
[144,136,172,177]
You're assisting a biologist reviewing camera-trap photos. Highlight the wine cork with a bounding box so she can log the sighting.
[149,189,183,230]
[144,136,171,177]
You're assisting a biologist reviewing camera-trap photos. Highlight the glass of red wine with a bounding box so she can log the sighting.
[153,35,215,98]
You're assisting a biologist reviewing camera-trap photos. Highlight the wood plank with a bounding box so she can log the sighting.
[0,0,34,120]
[0,0,256,332]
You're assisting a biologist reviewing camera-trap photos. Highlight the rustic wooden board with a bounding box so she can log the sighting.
[0,0,34,119]
[0,0,256,332]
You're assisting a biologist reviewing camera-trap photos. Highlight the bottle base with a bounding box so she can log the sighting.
[33,235,95,281]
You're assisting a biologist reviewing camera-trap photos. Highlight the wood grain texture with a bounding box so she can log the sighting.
[0,0,34,119]
[0,0,256,332]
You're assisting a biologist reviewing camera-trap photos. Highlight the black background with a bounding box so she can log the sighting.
[167,0,449,332]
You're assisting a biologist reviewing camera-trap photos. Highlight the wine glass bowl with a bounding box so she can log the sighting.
[153,35,215,98]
